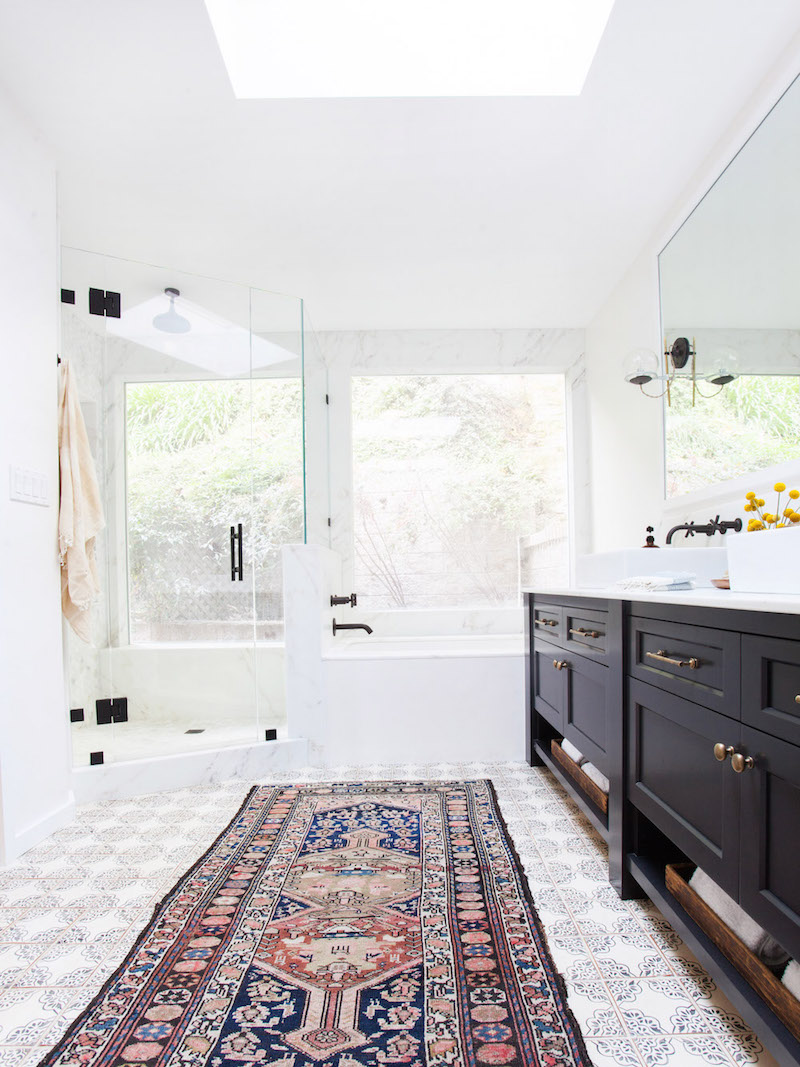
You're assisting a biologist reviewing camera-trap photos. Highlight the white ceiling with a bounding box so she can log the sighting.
[1,0,799,329]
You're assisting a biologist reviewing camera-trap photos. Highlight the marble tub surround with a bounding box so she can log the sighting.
[0,762,778,1067]
[282,544,525,765]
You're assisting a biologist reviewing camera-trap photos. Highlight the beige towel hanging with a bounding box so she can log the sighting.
[58,362,105,642]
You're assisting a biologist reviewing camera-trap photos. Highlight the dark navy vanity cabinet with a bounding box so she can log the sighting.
[526,592,800,1066]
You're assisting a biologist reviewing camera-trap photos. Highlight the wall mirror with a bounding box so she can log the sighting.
[659,72,800,498]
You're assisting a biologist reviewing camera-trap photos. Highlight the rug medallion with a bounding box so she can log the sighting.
[41,781,591,1066]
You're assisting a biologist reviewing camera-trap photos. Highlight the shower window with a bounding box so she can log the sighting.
[125,378,304,643]
[351,373,568,609]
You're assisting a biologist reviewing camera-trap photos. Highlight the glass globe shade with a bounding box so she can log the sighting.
[623,348,660,386]
[704,346,739,386]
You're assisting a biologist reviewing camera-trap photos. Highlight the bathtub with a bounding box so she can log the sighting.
[320,631,525,765]
[324,632,524,659]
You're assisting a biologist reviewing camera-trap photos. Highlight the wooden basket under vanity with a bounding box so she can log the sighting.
[665,862,800,1043]
[550,739,608,815]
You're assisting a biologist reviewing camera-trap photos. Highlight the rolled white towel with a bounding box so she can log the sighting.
[782,960,800,1000]
[581,762,609,794]
[560,738,585,766]
[615,572,695,591]
[689,868,789,969]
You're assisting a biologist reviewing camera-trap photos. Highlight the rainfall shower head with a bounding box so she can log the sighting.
[152,287,191,334]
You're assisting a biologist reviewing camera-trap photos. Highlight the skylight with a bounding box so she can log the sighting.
[203,0,615,98]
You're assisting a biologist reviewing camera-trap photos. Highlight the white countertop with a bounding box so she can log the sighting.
[521,585,800,615]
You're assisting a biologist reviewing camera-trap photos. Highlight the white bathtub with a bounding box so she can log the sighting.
[324,632,523,659]
[320,631,525,764]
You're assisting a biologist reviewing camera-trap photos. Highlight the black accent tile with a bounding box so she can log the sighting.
[69,708,84,723]
[265,728,278,742]
[89,751,104,766]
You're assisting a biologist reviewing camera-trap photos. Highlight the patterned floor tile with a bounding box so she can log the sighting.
[564,981,626,1037]
[633,1034,737,1065]
[583,933,674,979]
[583,1037,645,1067]
[0,763,785,1066]
[608,977,714,1036]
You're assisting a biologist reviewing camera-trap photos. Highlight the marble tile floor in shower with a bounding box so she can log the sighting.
[0,762,781,1067]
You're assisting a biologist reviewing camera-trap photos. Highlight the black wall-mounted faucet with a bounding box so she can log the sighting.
[332,619,373,635]
[665,515,743,545]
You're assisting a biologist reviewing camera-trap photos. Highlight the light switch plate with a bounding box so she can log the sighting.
[9,465,49,507]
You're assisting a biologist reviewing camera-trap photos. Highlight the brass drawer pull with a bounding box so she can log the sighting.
[796,695,800,704]
[552,659,569,671]
[569,627,602,639]
[645,649,700,670]
[731,752,756,773]
[535,618,558,628]
[713,743,734,762]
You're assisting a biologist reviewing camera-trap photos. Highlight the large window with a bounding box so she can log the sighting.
[352,374,568,609]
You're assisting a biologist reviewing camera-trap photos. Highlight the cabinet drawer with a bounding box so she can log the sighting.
[532,604,562,641]
[742,634,800,746]
[564,605,608,662]
[532,639,565,732]
[740,724,800,961]
[629,615,739,717]
[563,653,610,772]
[627,678,740,895]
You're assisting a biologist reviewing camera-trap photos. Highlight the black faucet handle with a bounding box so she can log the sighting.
[330,593,358,607]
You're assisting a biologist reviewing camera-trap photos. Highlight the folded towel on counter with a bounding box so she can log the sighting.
[782,960,800,1000]
[615,572,696,592]
[581,762,609,794]
[689,867,790,969]
[560,738,585,765]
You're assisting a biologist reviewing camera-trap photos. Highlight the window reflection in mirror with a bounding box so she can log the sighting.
[665,375,800,497]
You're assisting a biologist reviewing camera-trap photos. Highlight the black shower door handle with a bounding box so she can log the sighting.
[230,524,243,581]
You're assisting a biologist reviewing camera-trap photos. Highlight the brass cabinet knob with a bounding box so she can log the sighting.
[796,695,800,704]
[553,660,569,671]
[731,752,756,773]
[713,743,734,762]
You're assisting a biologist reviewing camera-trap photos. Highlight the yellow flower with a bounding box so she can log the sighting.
[792,514,800,523]
[750,520,765,531]
[790,489,800,500]
[745,491,756,500]
[785,508,795,517]
[774,482,786,492]
[757,498,765,507]
[744,504,754,512]
[763,513,775,524]
[777,523,787,528]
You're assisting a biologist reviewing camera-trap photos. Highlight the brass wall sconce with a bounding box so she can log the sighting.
[624,337,738,405]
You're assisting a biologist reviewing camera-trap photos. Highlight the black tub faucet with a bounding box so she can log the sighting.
[332,619,373,635]
[665,515,743,544]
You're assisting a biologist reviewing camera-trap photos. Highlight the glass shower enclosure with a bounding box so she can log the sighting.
[61,248,311,766]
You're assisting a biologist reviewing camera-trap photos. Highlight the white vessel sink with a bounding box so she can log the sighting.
[576,547,728,588]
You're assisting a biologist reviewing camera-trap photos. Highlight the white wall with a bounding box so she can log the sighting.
[0,84,73,863]
[584,42,800,552]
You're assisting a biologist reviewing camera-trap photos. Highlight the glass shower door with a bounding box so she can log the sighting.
[61,249,306,765]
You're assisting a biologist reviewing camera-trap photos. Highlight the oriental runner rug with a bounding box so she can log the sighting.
[41,781,593,1067]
